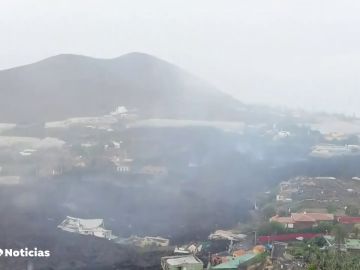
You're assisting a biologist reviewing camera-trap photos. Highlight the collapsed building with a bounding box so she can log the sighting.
[311,144,360,158]
[125,235,170,247]
[174,243,202,255]
[209,230,247,242]
[58,216,116,240]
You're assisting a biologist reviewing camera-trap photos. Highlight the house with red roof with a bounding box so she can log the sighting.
[336,216,360,224]
[336,216,360,231]
[270,212,334,229]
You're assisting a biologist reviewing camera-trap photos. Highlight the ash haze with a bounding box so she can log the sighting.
[1,0,360,115]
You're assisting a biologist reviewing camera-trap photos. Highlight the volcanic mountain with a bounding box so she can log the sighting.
[0,52,242,123]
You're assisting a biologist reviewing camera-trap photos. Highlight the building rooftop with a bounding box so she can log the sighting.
[292,213,334,223]
[270,216,293,224]
[163,255,202,266]
[291,213,316,222]
[212,253,257,269]
[337,216,360,224]
[346,239,360,250]
[62,216,104,230]
[271,213,334,225]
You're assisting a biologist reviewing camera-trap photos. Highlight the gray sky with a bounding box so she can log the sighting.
[2,0,360,115]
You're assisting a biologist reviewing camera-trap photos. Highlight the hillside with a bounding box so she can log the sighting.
[0,53,242,123]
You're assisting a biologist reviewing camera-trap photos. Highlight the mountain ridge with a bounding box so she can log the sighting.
[0,52,242,123]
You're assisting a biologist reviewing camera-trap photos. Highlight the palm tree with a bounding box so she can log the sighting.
[352,226,360,239]
[332,224,346,252]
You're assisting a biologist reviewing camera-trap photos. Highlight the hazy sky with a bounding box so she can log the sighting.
[2,1,360,115]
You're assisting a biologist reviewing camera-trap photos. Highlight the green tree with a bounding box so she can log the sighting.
[309,251,360,270]
[313,236,327,247]
[315,222,334,234]
[327,204,337,214]
[258,221,286,235]
[262,205,276,220]
[352,226,360,239]
[307,264,317,270]
[345,205,359,216]
[278,209,289,217]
